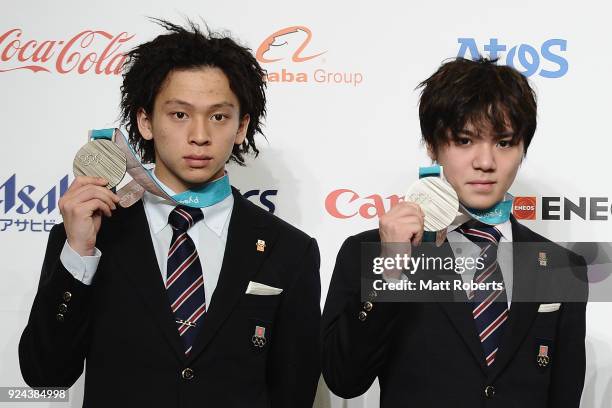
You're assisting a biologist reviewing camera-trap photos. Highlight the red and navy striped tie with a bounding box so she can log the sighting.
[166,205,206,356]
[457,221,508,366]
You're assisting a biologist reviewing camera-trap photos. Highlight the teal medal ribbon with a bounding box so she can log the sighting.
[462,193,513,225]
[150,169,232,208]
[89,128,231,208]
[417,165,513,241]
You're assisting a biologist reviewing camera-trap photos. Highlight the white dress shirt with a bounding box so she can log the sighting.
[446,212,514,308]
[60,177,233,307]
[384,211,514,307]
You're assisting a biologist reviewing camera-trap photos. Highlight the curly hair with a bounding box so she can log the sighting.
[120,18,267,165]
[417,57,537,155]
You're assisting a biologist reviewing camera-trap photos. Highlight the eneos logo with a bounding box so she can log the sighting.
[0,28,134,75]
[457,38,568,78]
[326,189,612,223]
[513,196,536,220]
[255,25,363,86]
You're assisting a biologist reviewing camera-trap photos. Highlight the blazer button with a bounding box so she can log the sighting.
[58,303,68,313]
[181,368,195,380]
[358,311,368,322]
[363,301,373,312]
[484,385,496,398]
[63,292,72,302]
[56,313,65,322]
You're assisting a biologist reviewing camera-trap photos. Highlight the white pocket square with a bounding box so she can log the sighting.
[245,281,283,296]
[538,303,561,313]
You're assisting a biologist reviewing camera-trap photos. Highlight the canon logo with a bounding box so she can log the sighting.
[0,29,134,75]
[325,189,401,219]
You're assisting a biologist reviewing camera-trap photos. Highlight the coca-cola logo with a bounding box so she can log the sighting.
[0,29,135,75]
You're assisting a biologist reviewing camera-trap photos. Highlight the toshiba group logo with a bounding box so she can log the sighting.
[0,28,133,75]
[255,26,363,86]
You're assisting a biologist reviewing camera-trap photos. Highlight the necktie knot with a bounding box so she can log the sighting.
[168,205,204,232]
[457,219,502,244]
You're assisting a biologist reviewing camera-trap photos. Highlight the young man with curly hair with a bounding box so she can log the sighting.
[20,20,321,408]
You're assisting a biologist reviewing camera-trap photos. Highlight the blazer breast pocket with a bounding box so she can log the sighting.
[533,303,562,340]
[239,292,282,309]
[235,293,282,327]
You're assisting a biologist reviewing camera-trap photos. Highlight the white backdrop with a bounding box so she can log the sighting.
[1,1,611,406]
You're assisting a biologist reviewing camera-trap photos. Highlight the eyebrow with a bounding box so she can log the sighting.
[164,99,194,108]
[163,99,236,109]
[458,129,515,139]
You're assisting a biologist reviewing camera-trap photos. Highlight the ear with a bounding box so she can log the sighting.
[137,108,153,141]
[235,114,250,145]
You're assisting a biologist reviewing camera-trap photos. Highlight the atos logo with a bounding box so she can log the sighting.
[457,38,568,78]
[242,189,278,214]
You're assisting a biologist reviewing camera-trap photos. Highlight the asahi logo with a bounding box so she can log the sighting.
[0,28,134,75]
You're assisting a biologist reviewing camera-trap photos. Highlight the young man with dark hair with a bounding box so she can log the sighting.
[20,20,321,408]
[322,57,587,407]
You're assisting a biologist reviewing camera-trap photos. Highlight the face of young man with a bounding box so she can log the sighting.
[137,67,250,193]
[430,120,524,210]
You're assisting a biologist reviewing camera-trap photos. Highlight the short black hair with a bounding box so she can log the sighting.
[120,18,266,165]
[417,57,537,155]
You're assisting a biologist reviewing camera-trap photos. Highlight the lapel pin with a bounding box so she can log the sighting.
[537,344,550,367]
[538,251,548,267]
[256,239,266,252]
[252,325,267,348]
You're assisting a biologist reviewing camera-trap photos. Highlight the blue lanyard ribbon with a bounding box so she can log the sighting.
[418,164,512,228]
[90,128,231,208]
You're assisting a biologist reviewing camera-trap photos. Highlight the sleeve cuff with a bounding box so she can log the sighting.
[59,240,101,285]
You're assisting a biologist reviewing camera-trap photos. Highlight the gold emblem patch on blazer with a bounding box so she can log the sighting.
[537,345,550,367]
[538,251,548,266]
[256,239,266,252]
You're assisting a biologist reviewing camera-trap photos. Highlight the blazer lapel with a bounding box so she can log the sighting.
[115,201,187,362]
[488,215,541,380]
[433,242,489,373]
[188,189,278,361]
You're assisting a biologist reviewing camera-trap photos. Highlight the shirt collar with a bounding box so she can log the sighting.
[142,174,233,237]
[447,208,513,242]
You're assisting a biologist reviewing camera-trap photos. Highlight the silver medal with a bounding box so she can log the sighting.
[73,139,127,189]
[404,177,459,232]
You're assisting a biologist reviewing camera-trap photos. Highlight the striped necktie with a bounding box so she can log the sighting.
[457,220,508,366]
[166,205,206,356]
